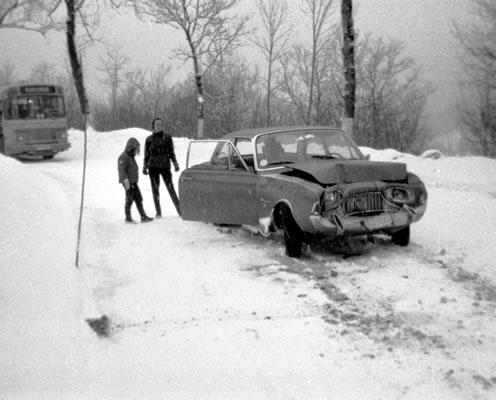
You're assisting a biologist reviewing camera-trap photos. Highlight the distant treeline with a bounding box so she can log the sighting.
[1,33,435,154]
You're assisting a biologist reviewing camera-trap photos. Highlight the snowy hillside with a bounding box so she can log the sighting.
[1,128,495,399]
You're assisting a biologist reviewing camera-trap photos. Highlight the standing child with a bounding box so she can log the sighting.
[143,117,181,217]
[118,137,153,224]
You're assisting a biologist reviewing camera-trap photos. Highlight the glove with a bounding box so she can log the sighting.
[143,167,148,175]
[123,178,130,191]
[174,163,180,172]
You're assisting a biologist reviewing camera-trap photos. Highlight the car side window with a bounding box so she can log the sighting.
[187,141,226,169]
[234,138,254,169]
[231,151,247,170]
[210,142,230,168]
[208,141,247,171]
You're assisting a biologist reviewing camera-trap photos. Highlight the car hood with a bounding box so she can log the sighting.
[287,159,407,184]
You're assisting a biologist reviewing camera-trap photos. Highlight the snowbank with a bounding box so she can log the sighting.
[0,154,98,398]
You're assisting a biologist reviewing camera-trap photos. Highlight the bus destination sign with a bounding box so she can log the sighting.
[20,86,55,94]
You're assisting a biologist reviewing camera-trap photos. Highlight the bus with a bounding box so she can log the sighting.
[0,83,71,159]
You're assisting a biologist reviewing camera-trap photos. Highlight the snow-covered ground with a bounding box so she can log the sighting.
[1,128,495,399]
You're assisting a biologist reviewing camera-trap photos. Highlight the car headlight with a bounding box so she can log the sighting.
[385,186,415,204]
[323,190,343,211]
[59,132,67,139]
[16,135,25,142]
[418,191,427,205]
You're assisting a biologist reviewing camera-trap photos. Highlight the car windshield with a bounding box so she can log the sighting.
[255,129,363,169]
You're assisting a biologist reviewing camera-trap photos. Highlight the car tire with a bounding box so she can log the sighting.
[280,207,303,258]
[391,226,410,246]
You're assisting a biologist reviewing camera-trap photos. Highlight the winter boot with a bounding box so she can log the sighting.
[136,201,152,223]
[125,210,135,223]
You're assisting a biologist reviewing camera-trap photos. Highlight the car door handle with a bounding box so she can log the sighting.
[181,176,194,181]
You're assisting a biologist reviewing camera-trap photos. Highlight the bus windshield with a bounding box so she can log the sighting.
[4,95,65,120]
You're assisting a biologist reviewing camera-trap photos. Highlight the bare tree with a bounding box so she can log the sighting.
[28,61,61,83]
[132,0,249,138]
[340,0,355,135]
[300,0,336,123]
[0,61,18,85]
[60,61,85,128]
[252,0,291,126]
[97,41,130,125]
[459,81,496,156]
[354,35,432,152]
[0,0,62,34]
[453,0,496,157]
[167,81,198,138]
[126,63,172,124]
[204,53,261,136]
[64,0,88,116]
[277,0,336,125]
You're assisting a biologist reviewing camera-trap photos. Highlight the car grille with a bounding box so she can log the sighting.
[343,192,400,216]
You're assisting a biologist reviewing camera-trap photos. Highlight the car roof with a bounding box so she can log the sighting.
[222,126,345,139]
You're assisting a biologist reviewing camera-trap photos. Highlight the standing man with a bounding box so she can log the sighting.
[118,137,153,224]
[143,117,181,217]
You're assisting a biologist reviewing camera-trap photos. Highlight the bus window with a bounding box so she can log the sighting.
[5,95,65,120]
[19,101,29,118]
[5,100,13,119]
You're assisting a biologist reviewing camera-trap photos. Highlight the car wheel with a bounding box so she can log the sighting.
[280,206,303,258]
[391,226,410,246]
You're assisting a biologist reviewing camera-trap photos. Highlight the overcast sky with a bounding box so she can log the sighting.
[0,0,471,135]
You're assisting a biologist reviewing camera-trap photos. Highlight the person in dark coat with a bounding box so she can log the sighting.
[143,117,181,217]
[118,137,153,224]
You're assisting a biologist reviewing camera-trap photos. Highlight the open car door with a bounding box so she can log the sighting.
[179,140,258,226]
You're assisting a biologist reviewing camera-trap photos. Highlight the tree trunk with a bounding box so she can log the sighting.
[195,74,204,139]
[65,0,87,115]
[341,0,355,136]
[307,42,317,125]
[266,59,272,127]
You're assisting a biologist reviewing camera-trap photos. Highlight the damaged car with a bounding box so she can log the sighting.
[179,126,427,257]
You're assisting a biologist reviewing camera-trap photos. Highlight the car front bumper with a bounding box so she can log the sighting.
[309,204,426,237]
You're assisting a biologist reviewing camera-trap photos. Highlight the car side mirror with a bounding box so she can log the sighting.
[365,154,371,160]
